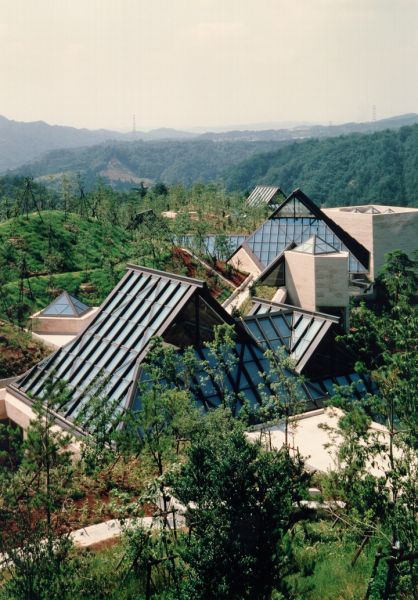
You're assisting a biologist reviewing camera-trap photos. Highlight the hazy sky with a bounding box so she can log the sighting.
[1,0,417,131]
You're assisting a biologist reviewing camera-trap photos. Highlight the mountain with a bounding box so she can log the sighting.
[5,113,418,196]
[199,113,418,142]
[2,112,418,176]
[0,115,197,171]
[224,123,418,207]
[12,139,287,189]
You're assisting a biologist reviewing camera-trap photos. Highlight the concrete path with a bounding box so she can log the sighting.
[70,517,154,548]
[222,274,253,314]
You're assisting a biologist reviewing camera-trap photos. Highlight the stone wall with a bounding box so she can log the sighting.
[323,206,418,279]
[228,247,261,278]
[31,307,98,335]
[314,253,349,308]
[284,251,316,310]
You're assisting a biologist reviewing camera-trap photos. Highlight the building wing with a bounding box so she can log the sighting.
[232,189,370,274]
[246,185,285,208]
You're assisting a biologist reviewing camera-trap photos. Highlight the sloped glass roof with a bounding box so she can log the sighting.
[293,235,339,255]
[242,309,330,368]
[246,185,283,207]
[14,265,375,432]
[17,267,199,426]
[243,196,367,273]
[40,292,90,317]
[178,235,246,258]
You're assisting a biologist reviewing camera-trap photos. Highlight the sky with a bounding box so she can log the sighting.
[1,0,417,131]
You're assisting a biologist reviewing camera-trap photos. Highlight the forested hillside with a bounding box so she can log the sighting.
[0,180,267,326]
[12,140,285,189]
[10,123,418,206]
[224,124,418,206]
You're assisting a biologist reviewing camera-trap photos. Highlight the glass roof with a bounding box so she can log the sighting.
[15,265,373,432]
[178,235,246,258]
[246,185,282,207]
[17,267,198,427]
[293,235,339,255]
[242,309,329,367]
[40,292,90,317]
[242,195,368,273]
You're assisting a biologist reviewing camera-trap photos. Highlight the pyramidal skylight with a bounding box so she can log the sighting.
[40,291,90,317]
[293,235,339,255]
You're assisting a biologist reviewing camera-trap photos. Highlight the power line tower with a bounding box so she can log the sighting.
[132,114,137,135]
[372,105,377,122]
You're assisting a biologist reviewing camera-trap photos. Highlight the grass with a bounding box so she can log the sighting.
[0,211,131,276]
[0,320,49,377]
[253,284,277,301]
[286,521,378,599]
[0,210,237,323]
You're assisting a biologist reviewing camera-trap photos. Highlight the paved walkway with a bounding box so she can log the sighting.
[70,517,154,548]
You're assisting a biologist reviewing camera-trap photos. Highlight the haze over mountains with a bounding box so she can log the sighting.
[2,112,418,174]
[0,115,197,171]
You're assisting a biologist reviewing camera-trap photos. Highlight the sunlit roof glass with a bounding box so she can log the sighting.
[40,292,90,317]
[243,196,367,273]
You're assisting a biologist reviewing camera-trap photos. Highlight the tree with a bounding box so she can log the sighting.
[200,324,242,413]
[0,382,78,600]
[170,409,308,600]
[324,250,418,599]
[259,348,306,447]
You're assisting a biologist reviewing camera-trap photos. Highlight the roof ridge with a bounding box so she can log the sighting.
[125,263,206,287]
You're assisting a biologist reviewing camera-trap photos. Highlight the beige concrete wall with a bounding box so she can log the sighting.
[285,250,349,311]
[2,389,82,454]
[31,307,98,335]
[2,389,35,431]
[0,389,7,420]
[284,251,316,311]
[323,206,418,279]
[314,253,349,307]
[228,247,262,278]
[322,208,374,255]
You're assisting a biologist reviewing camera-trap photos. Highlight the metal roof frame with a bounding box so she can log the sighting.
[229,188,370,272]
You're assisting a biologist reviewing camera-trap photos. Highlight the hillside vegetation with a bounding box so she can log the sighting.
[13,140,285,190]
[225,124,418,206]
[10,123,418,207]
[0,320,49,378]
[0,180,267,325]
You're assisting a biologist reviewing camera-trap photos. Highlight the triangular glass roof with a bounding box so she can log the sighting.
[40,292,90,317]
[246,185,283,207]
[237,190,369,273]
[243,308,330,368]
[293,235,339,255]
[16,265,334,426]
[274,197,315,218]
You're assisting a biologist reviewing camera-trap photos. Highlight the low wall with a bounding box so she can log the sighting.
[0,376,19,389]
[222,274,253,309]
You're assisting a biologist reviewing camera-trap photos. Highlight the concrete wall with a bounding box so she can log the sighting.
[285,250,349,312]
[314,253,349,308]
[31,307,98,335]
[284,251,316,310]
[323,208,374,254]
[1,388,81,453]
[1,388,35,431]
[323,206,418,279]
[228,247,262,278]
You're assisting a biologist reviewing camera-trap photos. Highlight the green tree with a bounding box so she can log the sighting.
[170,409,308,600]
[0,382,78,600]
[325,250,418,599]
